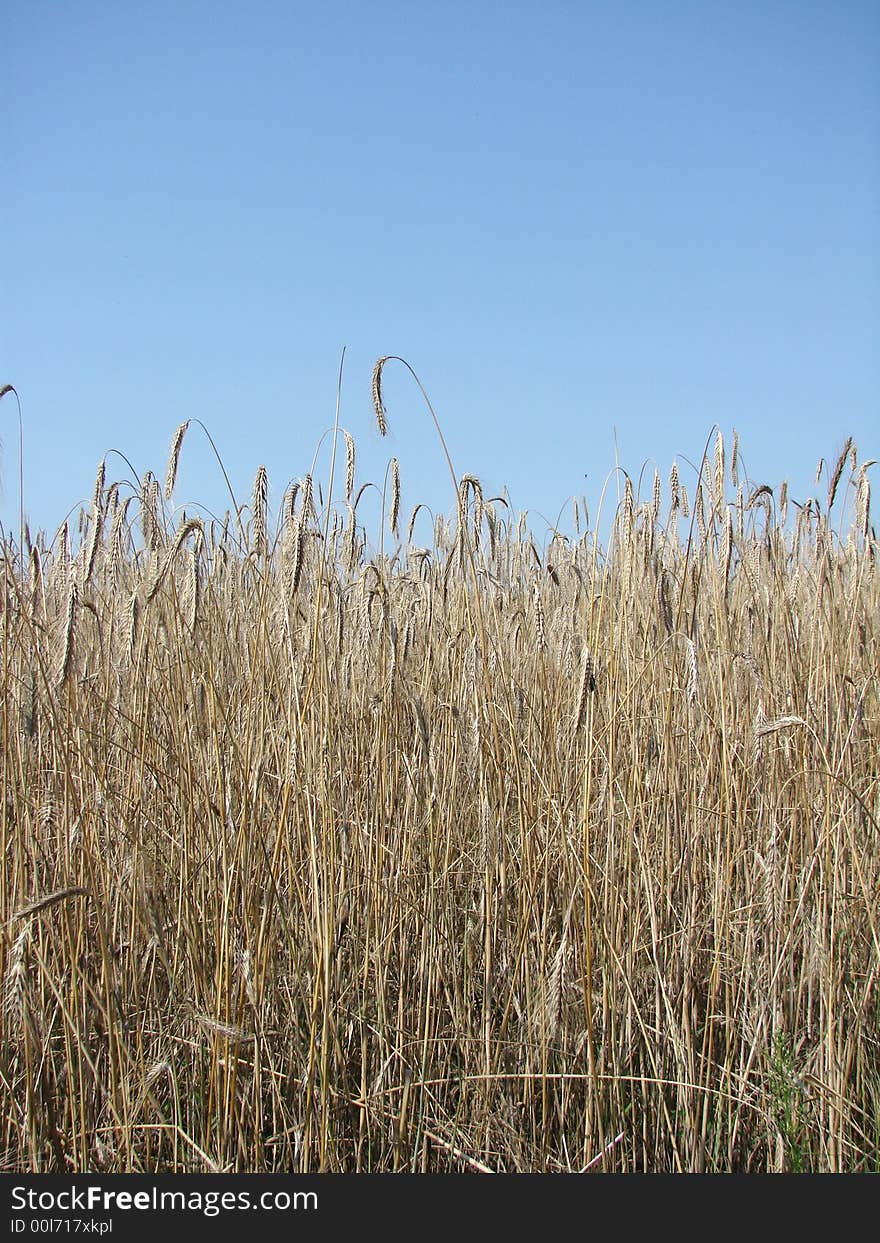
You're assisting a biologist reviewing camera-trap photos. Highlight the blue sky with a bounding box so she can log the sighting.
[3,1,878,547]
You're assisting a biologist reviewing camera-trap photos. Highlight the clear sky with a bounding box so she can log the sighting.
[3,1,878,547]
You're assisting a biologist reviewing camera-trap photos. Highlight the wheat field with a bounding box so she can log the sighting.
[1,369,878,1172]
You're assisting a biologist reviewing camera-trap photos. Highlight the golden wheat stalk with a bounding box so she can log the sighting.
[714,430,725,509]
[343,428,356,501]
[730,428,739,487]
[371,357,389,436]
[252,465,268,555]
[10,887,90,922]
[165,421,190,501]
[669,460,680,515]
[145,518,204,604]
[58,579,79,684]
[856,462,875,539]
[389,458,400,538]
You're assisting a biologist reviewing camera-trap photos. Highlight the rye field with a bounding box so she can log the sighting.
[1,367,878,1172]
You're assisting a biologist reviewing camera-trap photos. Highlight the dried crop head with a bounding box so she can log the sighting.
[372,357,390,436]
[165,421,190,501]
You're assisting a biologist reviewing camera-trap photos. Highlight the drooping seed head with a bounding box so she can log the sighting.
[371,357,389,437]
[165,421,190,501]
[389,457,400,537]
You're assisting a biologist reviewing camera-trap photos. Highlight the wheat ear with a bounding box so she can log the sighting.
[371,357,389,436]
[165,421,190,501]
